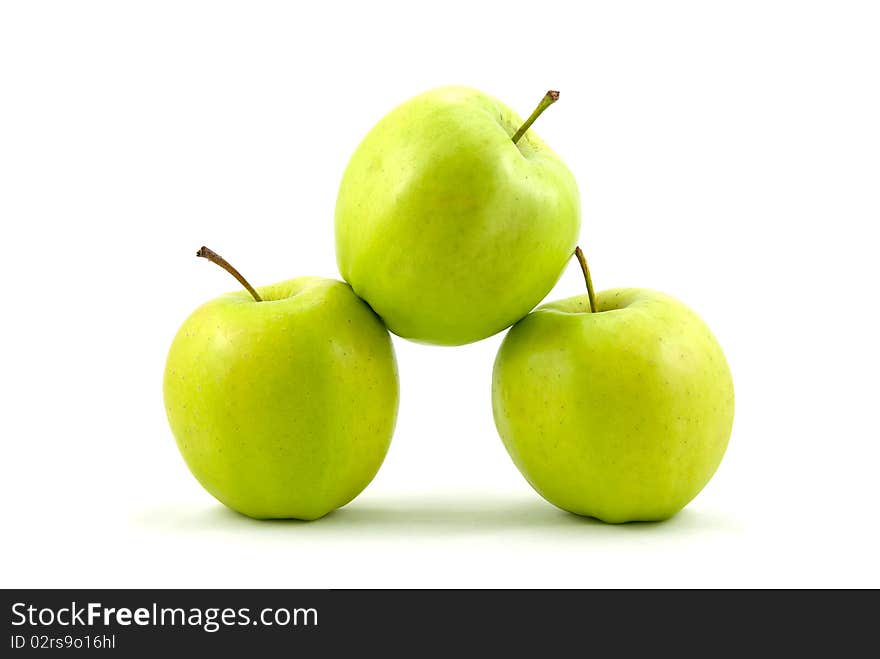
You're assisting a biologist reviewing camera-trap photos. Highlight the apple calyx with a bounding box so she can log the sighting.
[511,90,560,144]
[574,246,597,313]
[196,246,263,302]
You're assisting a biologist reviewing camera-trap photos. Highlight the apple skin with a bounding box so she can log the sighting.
[163,277,399,520]
[492,289,734,523]
[335,86,580,346]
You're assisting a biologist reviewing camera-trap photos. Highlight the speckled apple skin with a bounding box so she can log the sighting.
[493,289,734,523]
[164,277,399,520]
[335,86,580,346]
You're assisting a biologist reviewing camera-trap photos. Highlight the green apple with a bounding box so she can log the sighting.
[163,247,399,520]
[492,253,734,523]
[335,86,580,346]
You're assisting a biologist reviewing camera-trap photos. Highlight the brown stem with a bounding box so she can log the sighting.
[574,246,597,313]
[511,90,560,144]
[196,246,262,302]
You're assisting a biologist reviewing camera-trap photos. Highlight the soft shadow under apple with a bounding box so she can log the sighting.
[133,494,740,538]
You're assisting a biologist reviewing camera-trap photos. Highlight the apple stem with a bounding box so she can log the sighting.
[511,90,560,144]
[574,246,597,313]
[196,246,262,302]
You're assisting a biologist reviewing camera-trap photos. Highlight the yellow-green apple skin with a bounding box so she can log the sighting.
[335,86,580,346]
[492,289,734,523]
[163,277,399,520]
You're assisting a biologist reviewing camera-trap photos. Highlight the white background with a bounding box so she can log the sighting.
[2,1,878,588]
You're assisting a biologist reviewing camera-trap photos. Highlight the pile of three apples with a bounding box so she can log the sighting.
[164,87,734,524]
